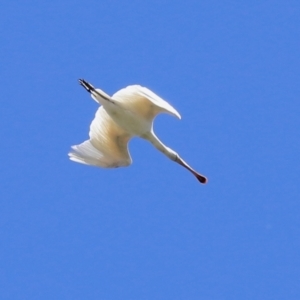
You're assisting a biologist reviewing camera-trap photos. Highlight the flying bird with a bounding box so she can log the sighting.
[69,79,207,184]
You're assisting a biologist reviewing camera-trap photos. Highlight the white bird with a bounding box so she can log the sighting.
[69,79,207,184]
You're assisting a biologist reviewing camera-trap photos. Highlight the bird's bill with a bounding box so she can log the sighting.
[175,155,207,184]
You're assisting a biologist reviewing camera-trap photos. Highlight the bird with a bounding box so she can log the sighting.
[69,79,207,184]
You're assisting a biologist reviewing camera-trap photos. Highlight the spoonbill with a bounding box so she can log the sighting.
[69,79,207,184]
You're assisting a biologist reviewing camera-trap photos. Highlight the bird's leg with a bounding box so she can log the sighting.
[78,79,116,105]
[79,79,95,93]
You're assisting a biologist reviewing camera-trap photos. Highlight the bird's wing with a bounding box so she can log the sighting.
[69,107,132,168]
[112,85,181,121]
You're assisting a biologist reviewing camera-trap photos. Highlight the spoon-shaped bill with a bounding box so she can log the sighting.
[175,155,207,184]
[194,172,207,184]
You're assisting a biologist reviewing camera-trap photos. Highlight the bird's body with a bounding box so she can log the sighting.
[69,79,207,184]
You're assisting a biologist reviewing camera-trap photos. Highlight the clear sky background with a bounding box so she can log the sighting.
[1,1,299,299]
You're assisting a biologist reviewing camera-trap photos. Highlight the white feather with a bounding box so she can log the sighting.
[69,80,207,184]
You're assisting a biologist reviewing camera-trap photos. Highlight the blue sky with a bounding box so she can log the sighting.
[1,0,299,299]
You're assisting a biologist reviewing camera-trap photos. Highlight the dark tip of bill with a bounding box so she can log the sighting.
[196,174,207,184]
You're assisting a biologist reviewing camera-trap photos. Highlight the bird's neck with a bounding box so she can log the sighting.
[147,132,177,161]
